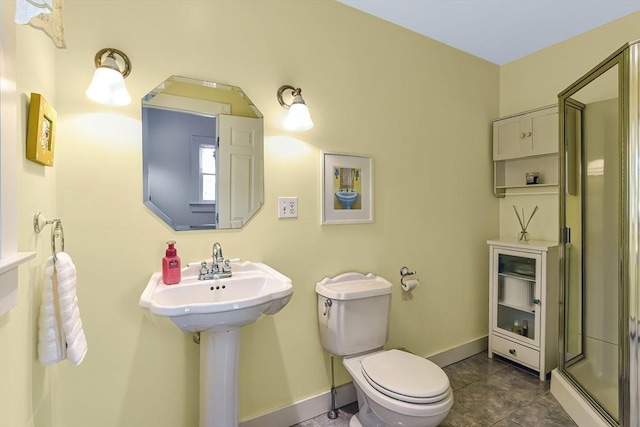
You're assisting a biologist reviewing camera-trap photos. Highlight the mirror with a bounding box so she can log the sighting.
[142,76,264,230]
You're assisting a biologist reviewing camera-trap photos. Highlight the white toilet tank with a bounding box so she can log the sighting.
[315,272,392,356]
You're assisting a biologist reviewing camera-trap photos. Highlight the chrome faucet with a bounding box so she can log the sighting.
[212,242,224,266]
[198,242,232,280]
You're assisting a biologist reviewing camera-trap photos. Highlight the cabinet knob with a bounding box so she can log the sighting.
[533,298,540,304]
[526,132,532,137]
[509,349,516,355]
[520,133,526,138]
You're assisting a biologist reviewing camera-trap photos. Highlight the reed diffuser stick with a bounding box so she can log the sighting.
[513,205,526,230]
[524,206,540,230]
[513,205,539,241]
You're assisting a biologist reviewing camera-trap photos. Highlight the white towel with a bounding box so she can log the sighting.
[37,252,87,366]
[37,256,65,365]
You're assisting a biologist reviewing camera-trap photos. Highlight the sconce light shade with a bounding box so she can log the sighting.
[277,85,313,131]
[85,48,132,106]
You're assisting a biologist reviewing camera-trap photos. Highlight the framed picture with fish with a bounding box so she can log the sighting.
[26,93,57,166]
[321,152,373,225]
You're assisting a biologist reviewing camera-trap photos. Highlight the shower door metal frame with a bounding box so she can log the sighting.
[558,40,639,427]
[625,41,639,427]
[560,96,585,370]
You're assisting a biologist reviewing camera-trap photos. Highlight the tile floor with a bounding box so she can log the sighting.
[293,351,576,427]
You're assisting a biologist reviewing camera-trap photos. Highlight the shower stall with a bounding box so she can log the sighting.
[553,40,639,426]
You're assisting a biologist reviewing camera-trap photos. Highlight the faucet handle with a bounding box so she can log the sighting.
[222,259,231,273]
[199,261,209,279]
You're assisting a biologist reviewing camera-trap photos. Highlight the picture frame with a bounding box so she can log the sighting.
[26,93,57,167]
[321,152,373,225]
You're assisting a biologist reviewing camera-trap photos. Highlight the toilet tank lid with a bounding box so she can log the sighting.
[315,272,392,300]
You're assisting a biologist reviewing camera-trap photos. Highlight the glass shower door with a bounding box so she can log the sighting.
[560,58,621,423]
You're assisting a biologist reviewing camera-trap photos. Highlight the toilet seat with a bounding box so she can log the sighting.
[360,349,450,404]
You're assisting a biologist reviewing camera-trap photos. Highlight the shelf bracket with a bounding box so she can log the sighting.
[493,165,505,198]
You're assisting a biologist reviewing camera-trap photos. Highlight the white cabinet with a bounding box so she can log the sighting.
[492,106,559,197]
[493,106,558,160]
[487,239,559,380]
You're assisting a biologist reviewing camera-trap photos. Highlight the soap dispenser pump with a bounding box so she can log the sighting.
[162,240,181,285]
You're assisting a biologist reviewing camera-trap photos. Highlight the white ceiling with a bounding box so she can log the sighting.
[336,0,640,65]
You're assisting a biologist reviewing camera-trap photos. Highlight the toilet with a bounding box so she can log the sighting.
[315,272,453,427]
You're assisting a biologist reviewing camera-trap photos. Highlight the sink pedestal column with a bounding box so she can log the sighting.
[199,329,241,427]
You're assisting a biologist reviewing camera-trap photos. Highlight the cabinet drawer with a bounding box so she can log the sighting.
[492,334,539,369]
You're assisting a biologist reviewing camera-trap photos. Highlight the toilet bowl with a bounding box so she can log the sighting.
[344,350,453,427]
[315,272,453,427]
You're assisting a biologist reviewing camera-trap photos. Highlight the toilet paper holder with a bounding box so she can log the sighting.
[400,266,416,286]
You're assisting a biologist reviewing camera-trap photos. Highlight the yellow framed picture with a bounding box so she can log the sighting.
[26,93,56,166]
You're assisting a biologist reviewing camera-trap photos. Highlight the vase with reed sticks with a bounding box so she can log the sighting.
[513,205,539,242]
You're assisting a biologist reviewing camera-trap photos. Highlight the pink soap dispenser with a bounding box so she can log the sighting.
[162,240,181,285]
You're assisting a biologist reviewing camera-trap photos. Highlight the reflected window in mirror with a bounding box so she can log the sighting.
[197,143,217,202]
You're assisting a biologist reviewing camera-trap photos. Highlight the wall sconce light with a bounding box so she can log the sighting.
[85,48,132,106]
[277,85,313,131]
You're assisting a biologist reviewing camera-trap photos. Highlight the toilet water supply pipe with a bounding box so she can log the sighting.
[328,355,338,419]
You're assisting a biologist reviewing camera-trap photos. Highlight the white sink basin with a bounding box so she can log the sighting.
[139,260,293,333]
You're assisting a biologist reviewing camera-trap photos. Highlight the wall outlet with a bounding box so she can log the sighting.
[278,197,298,218]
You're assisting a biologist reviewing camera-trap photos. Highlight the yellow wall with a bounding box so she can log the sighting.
[499,12,640,116]
[498,12,640,242]
[0,1,499,425]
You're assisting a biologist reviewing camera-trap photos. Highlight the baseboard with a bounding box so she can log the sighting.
[239,336,488,426]
[239,382,356,427]
[426,335,488,367]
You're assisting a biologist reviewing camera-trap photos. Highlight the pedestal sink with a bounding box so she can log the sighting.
[139,260,293,427]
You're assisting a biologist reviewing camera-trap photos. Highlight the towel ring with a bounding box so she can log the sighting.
[33,212,65,261]
[51,220,64,261]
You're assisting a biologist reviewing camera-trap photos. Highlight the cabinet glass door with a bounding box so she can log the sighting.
[493,251,541,345]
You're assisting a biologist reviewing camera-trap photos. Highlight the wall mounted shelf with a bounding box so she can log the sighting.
[492,106,559,198]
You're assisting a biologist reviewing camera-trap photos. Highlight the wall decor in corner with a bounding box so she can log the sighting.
[321,152,373,225]
[26,93,56,166]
